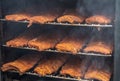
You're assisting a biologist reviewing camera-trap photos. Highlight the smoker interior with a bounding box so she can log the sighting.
[0,0,116,81]
[2,23,114,56]
[1,47,114,81]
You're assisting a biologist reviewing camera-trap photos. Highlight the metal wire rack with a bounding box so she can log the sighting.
[0,19,113,27]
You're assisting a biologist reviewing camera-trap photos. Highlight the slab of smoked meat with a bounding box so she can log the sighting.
[81,0,114,24]
[5,14,31,21]
[84,30,113,55]
[27,12,60,27]
[6,26,47,47]
[1,53,42,75]
[27,0,64,27]
[84,57,112,81]
[57,9,85,24]
[60,56,91,79]
[28,28,67,51]
[56,28,89,54]
[85,15,111,24]
[34,54,69,76]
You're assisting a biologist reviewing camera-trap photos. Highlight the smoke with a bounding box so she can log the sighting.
[26,0,64,15]
[59,0,77,9]
[2,0,64,15]
[87,27,114,49]
[69,27,91,38]
[76,0,89,17]
[76,0,115,18]
[2,0,115,19]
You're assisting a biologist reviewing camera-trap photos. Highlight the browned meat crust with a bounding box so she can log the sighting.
[34,54,69,76]
[84,58,112,81]
[28,28,67,51]
[84,30,113,55]
[5,14,31,21]
[28,13,59,27]
[1,53,42,75]
[84,41,113,54]
[85,15,111,24]
[57,9,85,24]
[60,56,84,79]
[26,0,64,27]
[56,28,89,54]
[60,56,92,79]
[6,27,46,47]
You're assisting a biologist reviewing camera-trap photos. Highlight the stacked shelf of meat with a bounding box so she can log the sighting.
[1,52,113,81]
[0,0,114,81]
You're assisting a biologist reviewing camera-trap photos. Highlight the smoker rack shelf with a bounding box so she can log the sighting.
[6,71,92,81]
[2,45,112,57]
[0,19,113,27]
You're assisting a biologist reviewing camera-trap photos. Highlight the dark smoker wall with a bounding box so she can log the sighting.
[1,0,63,15]
[0,0,118,81]
[1,0,78,16]
[114,0,120,80]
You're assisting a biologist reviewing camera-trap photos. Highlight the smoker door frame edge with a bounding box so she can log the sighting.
[114,0,120,81]
[0,0,3,81]
[0,1,120,81]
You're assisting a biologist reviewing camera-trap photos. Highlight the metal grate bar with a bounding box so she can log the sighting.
[0,19,113,27]
[2,45,112,57]
[7,71,92,81]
